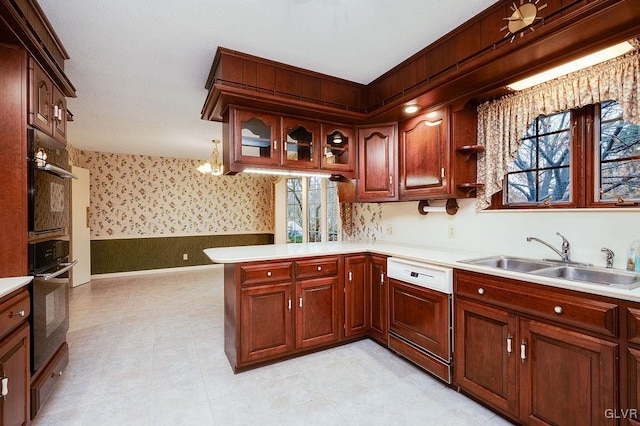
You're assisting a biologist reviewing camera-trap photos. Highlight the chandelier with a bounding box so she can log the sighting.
[197,139,223,176]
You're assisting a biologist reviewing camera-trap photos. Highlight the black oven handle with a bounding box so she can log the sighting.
[36,163,78,179]
[36,260,78,280]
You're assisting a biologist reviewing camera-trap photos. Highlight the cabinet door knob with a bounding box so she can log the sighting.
[506,334,513,356]
[9,310,25,318]
[521,340,527,364]
[317,266,322,271]
[273,140,278,150]
[554,306,563,314]
[267,271,272,277]
[477,288,485,295]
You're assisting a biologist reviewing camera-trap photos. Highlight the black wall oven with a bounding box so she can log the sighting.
[27,128,76,237]
[28,239,75,373]
[27,128,76,374]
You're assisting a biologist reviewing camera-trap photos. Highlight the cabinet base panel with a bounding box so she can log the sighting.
[389,334,451,384]
[230,336,366,373]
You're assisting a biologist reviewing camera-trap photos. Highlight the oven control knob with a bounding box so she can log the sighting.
[477,288,485,295]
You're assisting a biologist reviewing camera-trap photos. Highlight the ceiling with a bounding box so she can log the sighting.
[38,0,498,161]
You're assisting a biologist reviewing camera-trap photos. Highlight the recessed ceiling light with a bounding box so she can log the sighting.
[404,105,420,114]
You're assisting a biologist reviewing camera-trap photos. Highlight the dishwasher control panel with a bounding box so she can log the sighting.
[387,257,453,294]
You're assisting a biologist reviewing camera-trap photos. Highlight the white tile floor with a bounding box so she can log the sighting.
[32,266,514,426]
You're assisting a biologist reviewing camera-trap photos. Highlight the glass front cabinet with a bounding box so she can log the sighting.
[322,124,356,177]
[228,107,356,177]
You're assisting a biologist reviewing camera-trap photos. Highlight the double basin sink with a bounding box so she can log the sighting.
[460,256,640,290]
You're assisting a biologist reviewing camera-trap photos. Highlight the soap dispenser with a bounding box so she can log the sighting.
[628,241,637,271]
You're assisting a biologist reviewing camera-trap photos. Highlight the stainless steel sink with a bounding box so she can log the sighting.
[531,265,640,289]
[460,255,640,290]
[459,256,556,273]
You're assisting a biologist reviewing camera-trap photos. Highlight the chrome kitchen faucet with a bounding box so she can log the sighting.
[526,232,571,263]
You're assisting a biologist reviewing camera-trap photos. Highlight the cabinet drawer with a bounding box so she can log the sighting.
[0,289,30,340]
[295,257,339,279]
[240,262,293,286]
[31,342,69,419]
[455,271,618,338]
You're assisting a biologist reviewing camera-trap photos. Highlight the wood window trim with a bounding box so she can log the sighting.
[489,103,639,210]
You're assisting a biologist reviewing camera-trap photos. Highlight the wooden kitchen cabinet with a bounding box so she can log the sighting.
[321,123,356,178]
[282,117,320,170]
[368,255,387,345]
[0,288,31,426]
[398,108,449,200]
[455,298,518,415]
[226,256,344,371]
[0,324,30,426]
[296,276,340,349]
[519,318,617,426]
[344,255,369,337]
[627,306,640,426]
[454,270,619,425]
[357,124,398,202]
[29,58,67,145]
[230,108,280,168]
[240,282,294,363]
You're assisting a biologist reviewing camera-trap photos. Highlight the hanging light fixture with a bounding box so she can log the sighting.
[197,139,223,176]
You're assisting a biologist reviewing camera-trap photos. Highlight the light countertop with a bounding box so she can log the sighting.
[204,241,640,303]
[0,276,33,299]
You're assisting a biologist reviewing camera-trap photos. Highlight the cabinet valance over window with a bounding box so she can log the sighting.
[476,41,640,210]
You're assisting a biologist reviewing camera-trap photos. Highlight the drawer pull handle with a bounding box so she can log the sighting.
[521,340,527,364]
[51,371,63,378]
[267,271,272,277]
[506,334,513,356]
[554,306,563,314]
[317,266,322,271]
[9,310,25,318]
[477,288,485,295]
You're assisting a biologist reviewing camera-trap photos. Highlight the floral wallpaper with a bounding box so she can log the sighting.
[348,202,383,242]
[71,149,274,238]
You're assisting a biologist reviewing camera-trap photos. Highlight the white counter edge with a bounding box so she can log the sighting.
[0,276,33,299]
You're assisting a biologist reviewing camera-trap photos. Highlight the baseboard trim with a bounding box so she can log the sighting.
[89,263,223,280]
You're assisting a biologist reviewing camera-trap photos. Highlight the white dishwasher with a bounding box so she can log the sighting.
[387,257,454,383]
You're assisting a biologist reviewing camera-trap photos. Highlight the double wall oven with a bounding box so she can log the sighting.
[27,128,76,376]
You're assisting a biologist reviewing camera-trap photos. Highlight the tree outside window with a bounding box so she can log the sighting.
[598,100,640,202]
[501,100,640,208]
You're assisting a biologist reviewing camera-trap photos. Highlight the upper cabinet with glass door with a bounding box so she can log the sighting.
[281,117,320,169]
[321,124,356,178]
[232,109,280,167]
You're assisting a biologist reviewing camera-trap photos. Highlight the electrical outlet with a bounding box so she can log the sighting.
[385,224,393,235]
[183,253,188,261]
[448,224,456,239]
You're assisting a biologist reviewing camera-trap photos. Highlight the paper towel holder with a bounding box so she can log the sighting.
[418,199,458,216]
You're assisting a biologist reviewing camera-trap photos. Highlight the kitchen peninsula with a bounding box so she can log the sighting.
[205,241,640,425]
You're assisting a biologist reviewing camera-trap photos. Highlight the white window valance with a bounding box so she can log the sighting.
[476,44,640,210]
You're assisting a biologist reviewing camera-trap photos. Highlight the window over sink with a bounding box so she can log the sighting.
[496,100,640,209]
